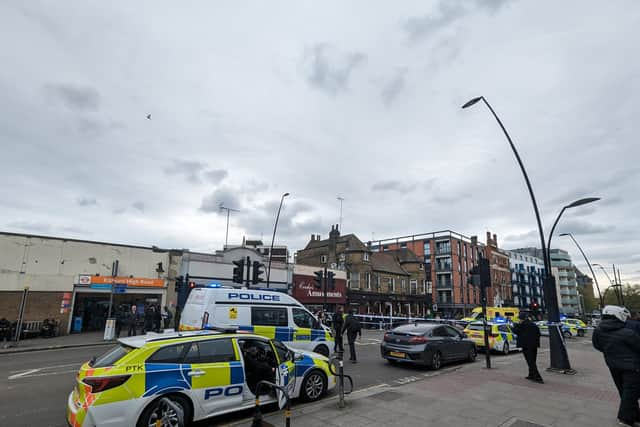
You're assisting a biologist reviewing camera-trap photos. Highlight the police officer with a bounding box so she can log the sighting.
[512,312,543,383]
[115,305,124,338]
[333,307,345,353]
[242,343,275,394]
[343,309,362,363]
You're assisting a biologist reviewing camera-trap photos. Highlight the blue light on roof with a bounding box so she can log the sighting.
[206,283,222,288]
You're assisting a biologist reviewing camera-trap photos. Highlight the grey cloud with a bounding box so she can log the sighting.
[204,169,228,185]
[8,221,52,233]
[77,197,97,207]
[302,44,366,96]
[504,230,538,242]
[76,118,124,136]
[60,225,88,234]
[113,208,126,215]
[43,83,100,112]
[132,202,145,213]
[371,180,416,194]
[381,68,408,107]
[241,200,320,239]
[200,187,242,214]
[557,220,615,236]
[164,160,207,184]
[404,1,467,42]
[475,0,512,13]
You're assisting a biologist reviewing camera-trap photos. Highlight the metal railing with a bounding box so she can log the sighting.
[251,381,292,427]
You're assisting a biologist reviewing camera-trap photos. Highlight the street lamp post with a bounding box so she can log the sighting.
[594,263,623,306]
[462,96,595,373]
[266,192,290,288]
[219,204,240,248]
[559,233,604,308]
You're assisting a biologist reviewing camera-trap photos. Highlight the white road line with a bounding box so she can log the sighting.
[8,368,41,380]
[9,362,80,373]
[8,369,78,380]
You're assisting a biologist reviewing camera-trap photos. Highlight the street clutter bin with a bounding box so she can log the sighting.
[72,316,83,333]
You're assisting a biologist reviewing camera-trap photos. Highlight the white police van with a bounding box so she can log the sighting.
[180,286,335,357]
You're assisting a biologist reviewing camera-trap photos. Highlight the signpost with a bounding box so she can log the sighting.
[14,287,29,344]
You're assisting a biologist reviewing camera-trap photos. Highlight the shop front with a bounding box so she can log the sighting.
[292,272,347,314]
[69,275,166,333]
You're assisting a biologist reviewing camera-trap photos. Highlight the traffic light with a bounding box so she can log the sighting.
[174,275,184,292]
[232,259,245,284]
[252,261,265,285]
[468,266,481,287]
[478,258,490,290]
[326,271,335,290]
[313,270,323,289]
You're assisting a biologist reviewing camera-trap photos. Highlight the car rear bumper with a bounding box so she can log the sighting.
[380,343,428,364]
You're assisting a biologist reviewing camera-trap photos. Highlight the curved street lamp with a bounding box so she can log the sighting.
[266,192,290,288]
[593,263,623,305]
[462,95,576,373]
[559,233,604,308]
[547,198,600,269]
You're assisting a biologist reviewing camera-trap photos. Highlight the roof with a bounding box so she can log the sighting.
[386,248,421,263]
[370,252,409,275]
[118,330,227,348]
[303,234,369,252]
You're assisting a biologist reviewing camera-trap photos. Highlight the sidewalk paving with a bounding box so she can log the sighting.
[237,342,620,427]
[0,331,112,354]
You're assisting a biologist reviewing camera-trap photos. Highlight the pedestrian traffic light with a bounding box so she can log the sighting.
[326,271,335,290]
[313,270,323,289]
[232,259,245,284]
[174,275,184,292]
[468,266,481,287]
[252,261,265,285]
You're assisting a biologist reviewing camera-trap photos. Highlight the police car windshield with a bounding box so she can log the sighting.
[91,344,133,368]
[466,324,484,331]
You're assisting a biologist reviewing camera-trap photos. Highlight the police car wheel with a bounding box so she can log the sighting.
[313,344,330,357]
[502,342,509,355]
[137,394,191,427]
[301,370,326,402]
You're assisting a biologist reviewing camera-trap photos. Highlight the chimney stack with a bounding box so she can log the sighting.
[310,234,315,241]
[493,234,498,247]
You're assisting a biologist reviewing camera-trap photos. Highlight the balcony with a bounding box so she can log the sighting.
[435,264,452,272]
[436,280,452,289]
[561,297,579,305]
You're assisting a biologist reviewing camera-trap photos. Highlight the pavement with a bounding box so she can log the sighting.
[0,331,111,354]
[231,338,620,427]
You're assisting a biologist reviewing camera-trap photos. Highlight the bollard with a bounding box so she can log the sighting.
[337,351,345,409]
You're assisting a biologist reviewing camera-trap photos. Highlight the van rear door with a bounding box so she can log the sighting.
[180,288,209,330]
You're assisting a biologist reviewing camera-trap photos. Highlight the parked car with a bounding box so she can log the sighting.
[562,318,587,337]
[380,323,477,369]
[536,321,578,338]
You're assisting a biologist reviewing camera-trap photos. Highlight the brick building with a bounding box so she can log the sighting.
[371,230,482,318]
[484,232,513,307]
[295,226,429,316]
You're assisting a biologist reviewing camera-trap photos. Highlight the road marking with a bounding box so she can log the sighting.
[8,369,41,380]
[9,369,78,379]
[9,362,80,373]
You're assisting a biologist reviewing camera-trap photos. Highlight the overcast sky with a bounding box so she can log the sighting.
[1,1,639,285]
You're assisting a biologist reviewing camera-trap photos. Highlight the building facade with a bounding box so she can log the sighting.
[226,239,289,265]
[295,226,429,316]
[484,232,513,307]
[507,250,545,310]
[0,232,180,334]
[550,249,581,315]
[370,230,482,317]
[292,265,347,313]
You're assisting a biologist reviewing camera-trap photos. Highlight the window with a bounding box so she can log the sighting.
[184,339,236,364]
[92,345,133,368]
[364,252,370,262]
[401,279,407,293]
[400,242,407,249]
[423,241,431,256]
[348,272,360,289]
[425,280,432,294]
[464,245,467,257]
[435,240,451,255]
[497,325,510,333]
[457,241,461,255]
[375,274,380,291]
[389,278,395,292]
[320,255,327,264]
[251,307,288,327]
[432,327,448,337]
[445,326,461,338]
[419,263,424,270]
[272,340,290,363]
[292,308,316,329]
[410,280,417,294]
[147,343,188,364]
[366,272,371,290]
[339,253,345,261]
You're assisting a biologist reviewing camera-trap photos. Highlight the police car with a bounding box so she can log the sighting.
[562,318,587,337]
[536,321,579,338]
[180,286,334,357]
[462,322,519,355]
[67,330,335,427]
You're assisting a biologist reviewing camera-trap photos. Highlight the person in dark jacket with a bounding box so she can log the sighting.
[626,312,640,336]
[512,312,543,383]
[144,305,154,334]
[593,305,640,427]
[127,305,139,336]
[342,310,362,363]
[153,304,162,332]
[333,307,345,353]
[115,305,124,338]
[242,342,275,394]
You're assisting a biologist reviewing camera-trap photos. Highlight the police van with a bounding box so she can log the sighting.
[180,286,334,357]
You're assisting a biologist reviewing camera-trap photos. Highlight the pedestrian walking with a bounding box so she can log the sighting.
[115,305,124,338]
[593,305,640,427]
[342,309,361,363]
[333,307,344,353]
[127,305,139,336]
[153,304,162,332]
[144,305,154,333]
[162,306,172,330]
[512,312,543,383]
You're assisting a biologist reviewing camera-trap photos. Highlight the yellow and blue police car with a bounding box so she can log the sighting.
[462,321,519,355]
[67,329,335,427]
[562,318,587,337]
[536,321,579,338]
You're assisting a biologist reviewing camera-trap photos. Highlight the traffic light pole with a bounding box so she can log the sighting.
[478,257,491,369]
[245,256,251,289]
[323,266,328,313]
